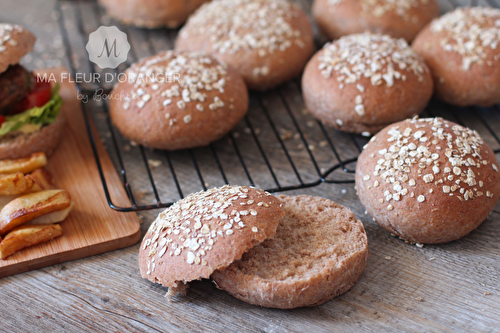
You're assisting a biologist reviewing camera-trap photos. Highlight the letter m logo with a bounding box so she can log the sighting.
[98,39,120,58]
[86,26,130,69]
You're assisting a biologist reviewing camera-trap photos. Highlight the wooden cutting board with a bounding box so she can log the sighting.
[0,68,141,278]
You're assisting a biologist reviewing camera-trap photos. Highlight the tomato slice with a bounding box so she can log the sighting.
[11,78,52,115]
[0,115,6,127]
[26,80,52,108]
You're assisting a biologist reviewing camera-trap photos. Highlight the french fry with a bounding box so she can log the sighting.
[0,224,63,259]
[0,189,71,236]
[29,168,55,190]
[0,176,43,212]
[0,152,47,175]
[0,173,43,196]
[23,175,43,193]
[0,172,30,196]
[28,201,74,225]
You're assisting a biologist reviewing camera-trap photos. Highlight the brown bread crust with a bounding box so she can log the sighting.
[98,0,209,28]
[138,186,285,288]
[313,0,439,42]
[355,117,500,244]
[0,113,66,160]
[412,7,500,107]
[0,24,35,74]
[175,0,315,91]
[110,51,248,151]
[302,33,433,136]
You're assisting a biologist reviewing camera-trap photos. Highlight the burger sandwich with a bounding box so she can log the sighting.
[0,23,64,160]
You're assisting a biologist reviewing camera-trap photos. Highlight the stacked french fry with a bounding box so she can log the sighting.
[0,153,74,259]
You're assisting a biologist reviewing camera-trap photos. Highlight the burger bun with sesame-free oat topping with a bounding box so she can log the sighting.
[413,7,500,107]
[313,0,439,42]
[109,51,248,151]
[139,188,369,308]
[212,194,368,309]
[175,0,315,91]
[302,33,433,136]
[98,0,209,28]
[0,24,36,74]
[356,117,500,244]
[139,185,285,298]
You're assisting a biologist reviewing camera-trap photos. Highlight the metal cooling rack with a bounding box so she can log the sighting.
[56,0,500,212]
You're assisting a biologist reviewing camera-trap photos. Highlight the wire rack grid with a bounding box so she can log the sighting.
[56,0,500,212]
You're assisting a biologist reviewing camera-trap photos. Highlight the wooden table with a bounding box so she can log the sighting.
[1,0,499,332]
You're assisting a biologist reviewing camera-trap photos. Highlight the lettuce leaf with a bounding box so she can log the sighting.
[0,83,63,136]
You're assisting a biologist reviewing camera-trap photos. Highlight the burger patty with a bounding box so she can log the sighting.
[0,65,34,115]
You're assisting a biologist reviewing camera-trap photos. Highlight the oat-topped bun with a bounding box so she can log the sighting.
[0,24,36,74]
[313,0,439,42]
[356,117,500,244]
[302,33,433,136]
[109,51,248,150]
[175,0,315,91]
[212,195,368,309]
[413,7,500,107]
[139,185,285,294]
[98,0,209,28]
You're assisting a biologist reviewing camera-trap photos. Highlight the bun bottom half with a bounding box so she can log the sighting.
[212,194,368,309]
[0,113,66,160]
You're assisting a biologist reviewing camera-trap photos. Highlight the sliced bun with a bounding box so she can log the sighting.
[139,185,285,289]
[212,195,369,309]
[0,24,36,74]
[0,113,66,160]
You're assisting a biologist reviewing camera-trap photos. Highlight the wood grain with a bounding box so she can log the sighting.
[0,68,141,277]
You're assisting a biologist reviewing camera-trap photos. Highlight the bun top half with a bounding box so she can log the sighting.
[0,24,35,74]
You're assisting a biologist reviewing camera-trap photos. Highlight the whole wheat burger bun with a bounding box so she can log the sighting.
[212,194,369,309]
[412,7,500,107]
[0,24,35,74]
[98,0,209,29]
[109,51,248,151]
[0,112,66,160]
[175,0,315,91]
[313,0,439,42]
[302,33,433,136]
[139,185,285,295]
[355,117,500,244]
